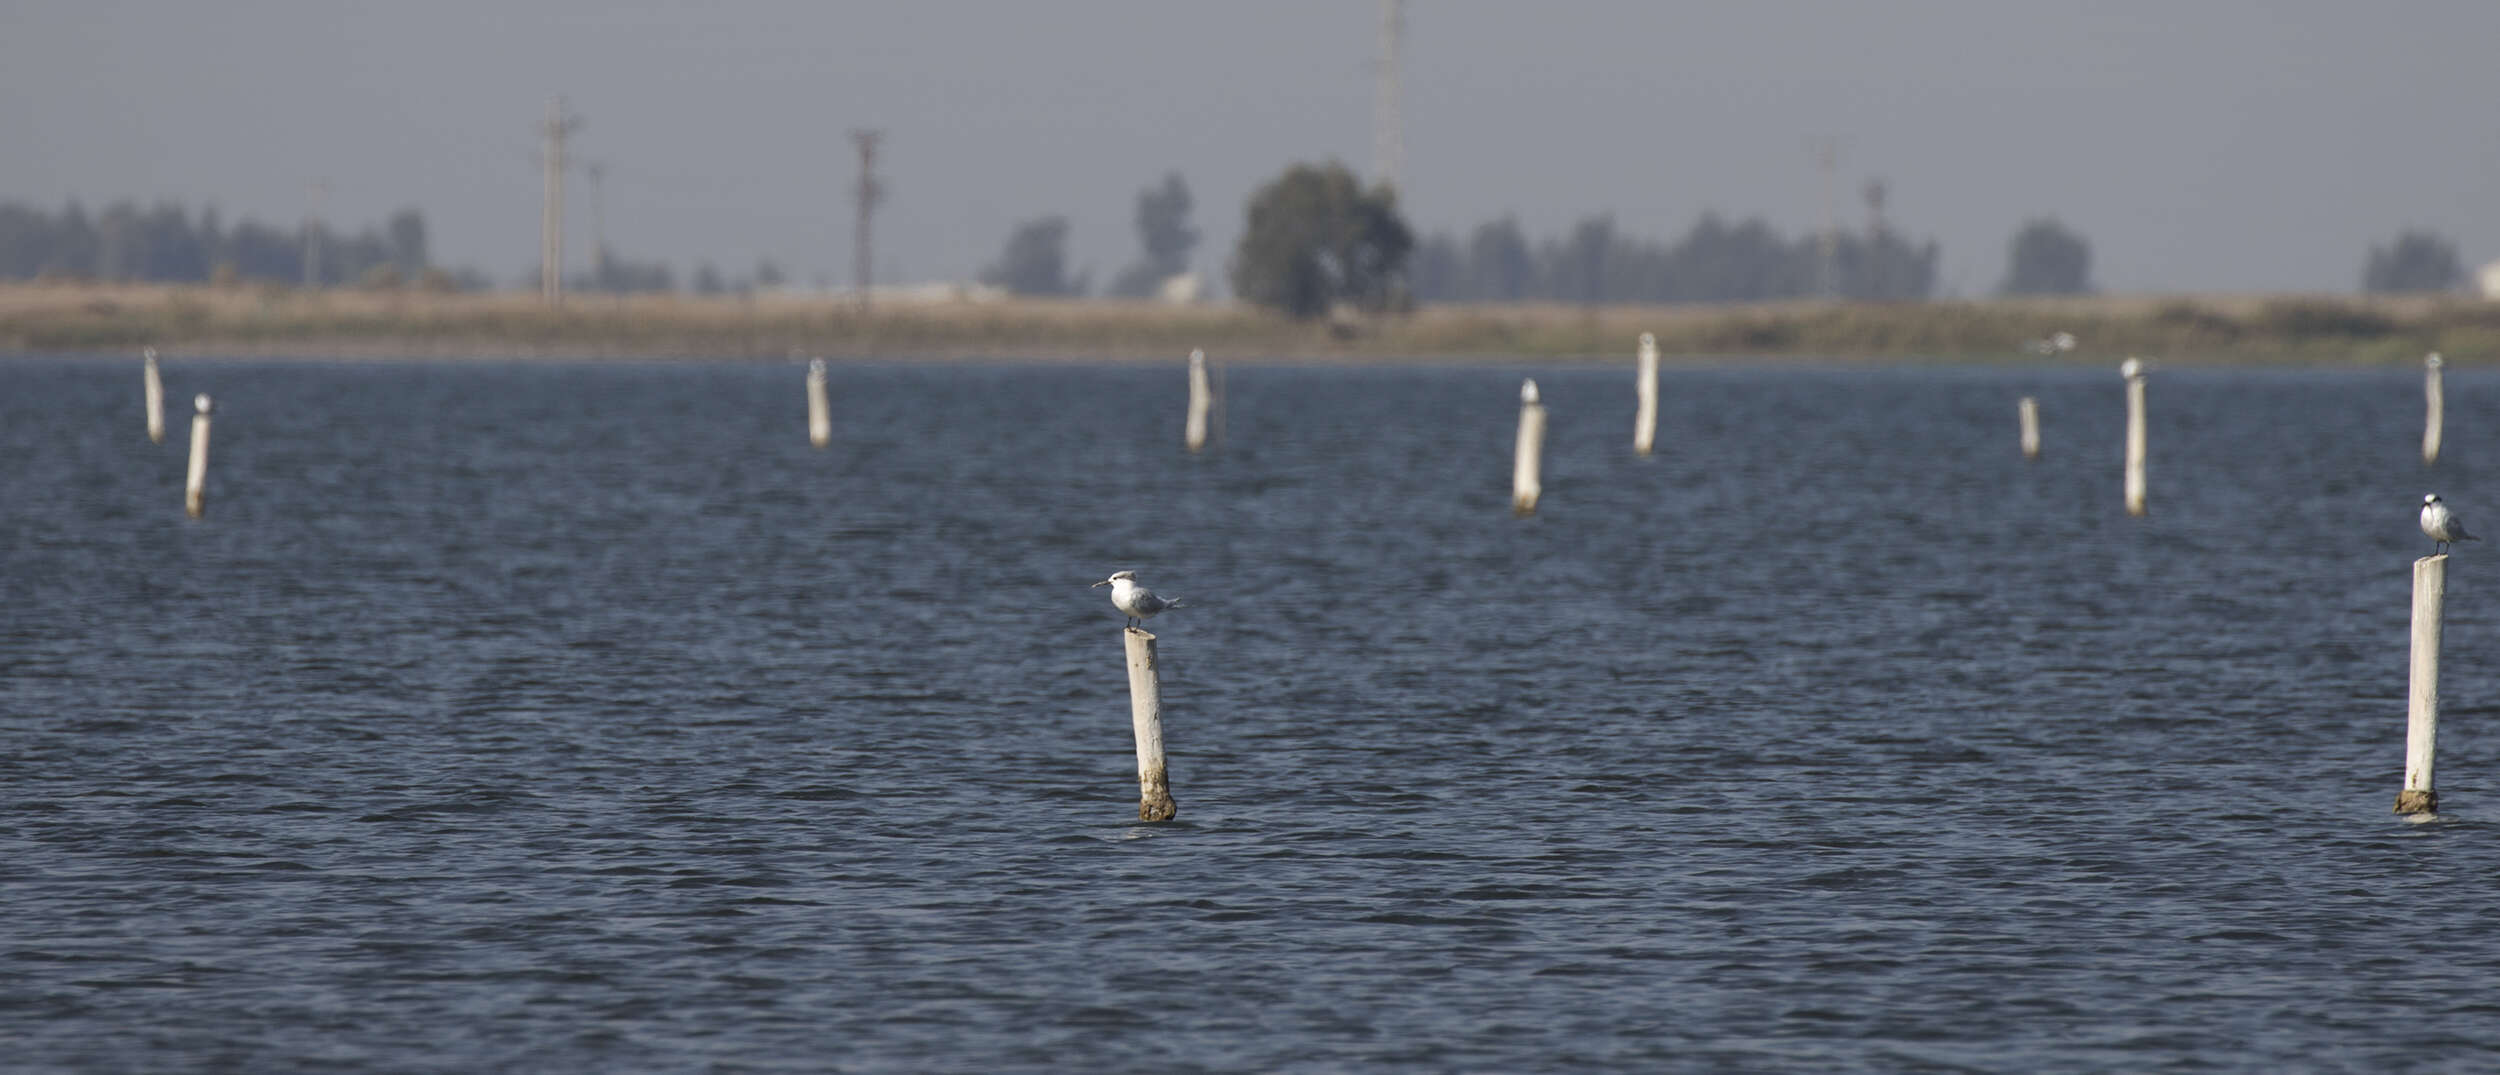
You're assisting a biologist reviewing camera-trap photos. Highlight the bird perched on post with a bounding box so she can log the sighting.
[2422,493,2477,555]
[1093,570,1182,629]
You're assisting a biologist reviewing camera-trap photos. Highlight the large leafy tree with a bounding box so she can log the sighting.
[387,209,428,274]
[2363,231,2463,293]
[981,215,1085,297]
[1230,162,1413,318]
[1108,172,1198,298]
[1464,217,1533,301]
[1543,216,1617,304]
[1998,217,2093,296]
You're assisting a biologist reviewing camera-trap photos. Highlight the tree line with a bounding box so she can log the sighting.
[977,164,1945,311]
[3,176,2476,309]
[1406,212,1940,305]
[0,200,451,287]
[1216,162,2484,318]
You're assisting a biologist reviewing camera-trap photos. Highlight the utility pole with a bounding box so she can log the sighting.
[1813,138,1839,299]
[1862,178,1887,300]
[850,129,883,309]
[1373,0,1404,194]
[586,161,609,293]
[301,179,329,288]
[540,96,584,306]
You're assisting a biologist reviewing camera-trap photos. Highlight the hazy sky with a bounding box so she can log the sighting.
[6,1,2495,296]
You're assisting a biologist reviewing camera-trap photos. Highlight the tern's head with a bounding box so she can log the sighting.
[2426,494,2444,506]
[1094,570,1136,588]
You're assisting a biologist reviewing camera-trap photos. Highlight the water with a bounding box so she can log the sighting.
[5,356,2498,1071]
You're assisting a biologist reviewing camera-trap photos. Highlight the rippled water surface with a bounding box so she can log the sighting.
[6,355,2500,1071]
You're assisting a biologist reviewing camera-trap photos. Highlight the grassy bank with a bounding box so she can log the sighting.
[3,282,2494,363]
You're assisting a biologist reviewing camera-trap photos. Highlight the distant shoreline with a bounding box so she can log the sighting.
[2,283,2491,365]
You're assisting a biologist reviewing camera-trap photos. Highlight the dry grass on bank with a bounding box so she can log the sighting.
[2,282,2496,364]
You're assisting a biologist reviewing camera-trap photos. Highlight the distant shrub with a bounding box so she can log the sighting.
[2362,231,2463,294]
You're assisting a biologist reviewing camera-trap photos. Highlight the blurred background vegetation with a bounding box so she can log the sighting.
[0,158,2489,361]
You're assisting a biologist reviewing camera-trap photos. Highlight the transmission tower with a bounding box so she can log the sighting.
[850,129,884,308]
[1373,0,1404,193]
[539,97,584,306]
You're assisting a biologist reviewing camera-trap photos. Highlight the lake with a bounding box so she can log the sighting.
[4,355,2496,1071]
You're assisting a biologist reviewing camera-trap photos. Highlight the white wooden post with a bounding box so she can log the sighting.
[2018,396,2040,461]
[2121,358,2147,517]
[805,358,831,448]
[2399,554,2446,815]
[2424,352,2445,466]
[1632,332,1658,456]
[1123,627,1177,821]
[1513,378,1546,517]
[1185,349,1212,453]
[184,394,213,519]
[143,348,165,444]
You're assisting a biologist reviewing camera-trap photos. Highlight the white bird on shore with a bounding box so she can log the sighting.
[1093,570,1182,629]
[2422,493,2477,555]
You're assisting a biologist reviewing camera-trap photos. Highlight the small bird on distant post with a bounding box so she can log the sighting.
[1094,570,1183,629]
[2422,493,2477,555]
